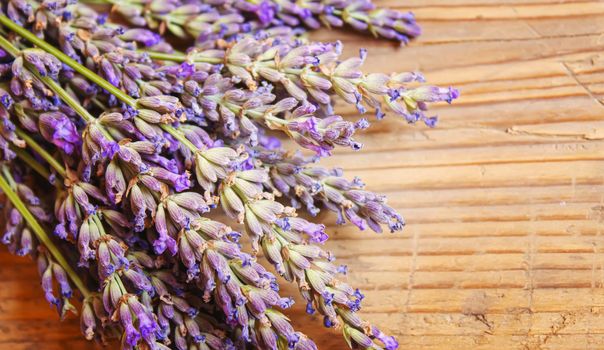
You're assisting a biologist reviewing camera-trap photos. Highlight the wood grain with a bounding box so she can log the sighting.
[3,0,604,349]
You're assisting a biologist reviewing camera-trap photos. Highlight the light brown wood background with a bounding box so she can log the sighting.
[3,0,604,349]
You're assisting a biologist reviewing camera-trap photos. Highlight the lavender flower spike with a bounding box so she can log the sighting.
[211,37,458,124]
[108,0,253,42]
[111,0,421,43]
[260,149,404,232]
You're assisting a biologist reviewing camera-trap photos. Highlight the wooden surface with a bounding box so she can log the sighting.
[3,0,604,349]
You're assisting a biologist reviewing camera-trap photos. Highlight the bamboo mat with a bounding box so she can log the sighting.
[2,0,604,349]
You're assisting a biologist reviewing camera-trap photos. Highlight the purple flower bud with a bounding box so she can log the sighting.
[153,205,178,255]
[119,303,141,347]
[38,112,80,154]
[407,86,460,104]
[0,90,13,108]
[289,217,328,243]
[124,268,154,294]
[41,264,58,305]
[372,326,399,350]
[120,28,161,47]
[99,58,120,87]
[52,263,72,298]
[22,49,61,77]
[255,0,276,25]
[148,167,191,192]
[14,228,31,256]
[80,299,96,340]
[306,302,315,315]
[424,116,438,128]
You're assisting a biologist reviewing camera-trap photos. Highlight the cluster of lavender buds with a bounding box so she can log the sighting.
[105,0,420,44]
[257,147,404,232]
[0,0,458,349]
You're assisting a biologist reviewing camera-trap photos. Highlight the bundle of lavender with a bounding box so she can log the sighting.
[0,0,458,349]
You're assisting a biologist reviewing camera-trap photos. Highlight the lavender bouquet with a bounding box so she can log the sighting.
[0,0,458,349]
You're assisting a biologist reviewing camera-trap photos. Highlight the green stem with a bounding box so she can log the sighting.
[141,51,187,62]
[0,15,136,107]
[36,73,96,123]
[10,146,51,179]
[0,35,20,56]
[15,128,67,178]
[143,50,223,64]
[1,167,16,187]
[0,170,91,298]
[160,124,199,152]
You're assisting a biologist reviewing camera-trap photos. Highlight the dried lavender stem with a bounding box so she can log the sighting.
[0,33,19,56]
[32,71,96,123]
[142,50,223,64]
[159,124,200,151]
[10,16,385,344]
[0,169,91,298]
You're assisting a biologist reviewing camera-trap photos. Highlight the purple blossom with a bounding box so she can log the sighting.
[289,217,328,243]
[255,0,277,25]
[38,112,80,154]
[120,28,161,47]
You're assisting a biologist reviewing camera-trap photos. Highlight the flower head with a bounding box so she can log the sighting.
[38,112,80,154]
